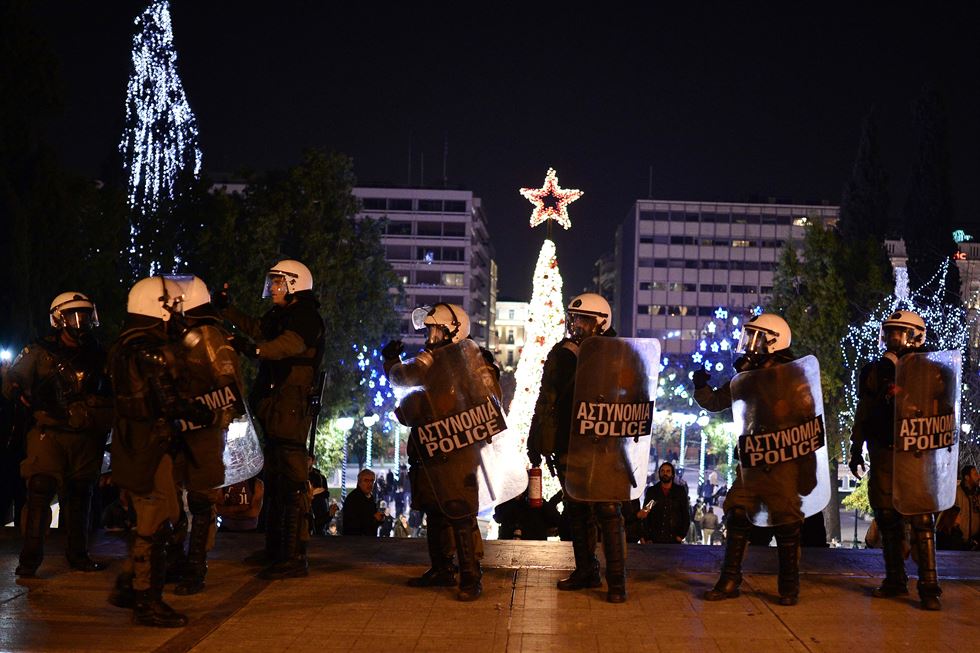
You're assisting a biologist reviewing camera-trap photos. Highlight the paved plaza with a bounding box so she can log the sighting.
[1,529,978,652]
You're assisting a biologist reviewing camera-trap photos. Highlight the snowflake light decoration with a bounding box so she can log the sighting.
[519,168,583,230]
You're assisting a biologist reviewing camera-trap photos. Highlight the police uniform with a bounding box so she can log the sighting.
[3,333,112,576]
[694,349,806,605]
[386,341,500,601]
[222,290,323,577]
[169,313,246,595]
[851,349,942,606]
[528,333,629,603]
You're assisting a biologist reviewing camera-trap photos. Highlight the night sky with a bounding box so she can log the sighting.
[35,3,980,299]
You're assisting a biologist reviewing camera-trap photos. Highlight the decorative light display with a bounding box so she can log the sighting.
[841,259,977,459]
[509,239,566,446]
[519,168,583,230]
[120,0,202,276]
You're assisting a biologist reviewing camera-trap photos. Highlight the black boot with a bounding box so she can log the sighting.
[453,518,483,602]
[872,510,909,598]
[597,502,627,603]
[775,522,802,606]
[258,489,309,580]
[557,499,601,591]
[910,514,941,610]
[133,524,187,628]
[65,481,106,572]
[16,475,56,578]
[704,508,750,601]
[407,514,456,587]
[175,503,212,595]
[108,572,135,609]
[246,478,283,566]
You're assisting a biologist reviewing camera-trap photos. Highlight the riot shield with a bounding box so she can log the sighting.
[565,337,660,502]
[176,325,264,487]
[392,339,506,518]
[730,355,829,527]
[892,350,961,515]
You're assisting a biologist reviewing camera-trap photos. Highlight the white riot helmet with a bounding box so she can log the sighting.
[736,313,791,355]
[566,293,611,341]
[164,275,211,312]
[411,303,470,348]
[49,292,99,333]
[263,259,313,298]
[127,277,189,322]
[880,310,926,353]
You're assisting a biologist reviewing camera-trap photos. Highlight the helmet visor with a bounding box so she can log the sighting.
[880,325,916,351]
[411,306,432,331]
[262,274,289,299]
[60,307,99,331]
[736,326,773,355]
[567,312,598,340]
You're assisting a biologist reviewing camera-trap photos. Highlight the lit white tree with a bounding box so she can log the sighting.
[120,0,202,277]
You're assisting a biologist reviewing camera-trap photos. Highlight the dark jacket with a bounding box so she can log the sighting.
[342,489,380,536]
[223,291,324,443]
[642,481,691,543]
[107,324,175,494]
[3,333,112,435]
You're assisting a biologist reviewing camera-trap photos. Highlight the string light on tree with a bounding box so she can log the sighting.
[841,259,976,457]
[508,239,566,445]
[120,0,202,276]
[519,168,583,230]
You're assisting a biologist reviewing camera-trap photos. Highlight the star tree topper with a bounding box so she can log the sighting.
[520,167,583,230]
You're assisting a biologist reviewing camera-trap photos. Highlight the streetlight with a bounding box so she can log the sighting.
[363,413,379,467]
[676,413,697,479]
[336,417,355,498]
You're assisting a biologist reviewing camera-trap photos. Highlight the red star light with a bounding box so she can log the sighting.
[520,167,583,230]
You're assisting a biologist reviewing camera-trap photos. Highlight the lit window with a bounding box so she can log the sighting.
[732,240,750,247]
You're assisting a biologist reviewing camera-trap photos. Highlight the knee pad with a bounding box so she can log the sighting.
[908,513,934,532]
[27,474,58,497]
[874,509,903,531]
[186,491,215,516]
[596,502,622,521]
[774,521,802,539]
[727,507,752,532]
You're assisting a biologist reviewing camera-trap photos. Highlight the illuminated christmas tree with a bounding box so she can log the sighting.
[120,0,202,277]
[842,258,975,460]
[507,169,582,448]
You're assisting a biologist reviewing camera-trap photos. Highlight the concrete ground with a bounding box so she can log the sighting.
[1,528,978,653]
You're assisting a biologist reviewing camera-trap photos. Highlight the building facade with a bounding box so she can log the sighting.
[615,199,838,354]
[494,300,530,372]
[353,187,495,348]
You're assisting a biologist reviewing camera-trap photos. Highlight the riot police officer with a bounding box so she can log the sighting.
[693,313,810,606]
[3,292,112,578]
[165,277,245,596]
[383,303,500,601]
[527,293,630,603]
[108,277,215,627]
[216,260,324,580]
[850,310,945,610]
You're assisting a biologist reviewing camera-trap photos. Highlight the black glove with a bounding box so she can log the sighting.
[692,368,710,390]
[849,447,866,479]
[381,340,404,361]
[528,449,542,467]
[230,333,257,359]
[212,283,231,310]
[182,400,215,428]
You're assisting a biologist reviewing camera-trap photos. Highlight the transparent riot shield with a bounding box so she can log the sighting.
[565,338,660,502]
[730,355,830,527]
[893,350,961,515]
[392,339,506,519]
[176,324,263,487]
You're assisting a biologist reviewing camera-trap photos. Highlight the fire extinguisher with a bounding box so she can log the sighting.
[528,466,543,508]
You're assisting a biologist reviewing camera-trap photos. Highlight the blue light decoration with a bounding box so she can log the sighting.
[119,0,202,277]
